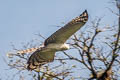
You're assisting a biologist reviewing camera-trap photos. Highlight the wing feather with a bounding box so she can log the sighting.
[27,48,55,70]
[44,10,88,46]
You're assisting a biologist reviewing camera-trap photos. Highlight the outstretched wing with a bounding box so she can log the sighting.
[44,10,88,46]
[27,47,55,70]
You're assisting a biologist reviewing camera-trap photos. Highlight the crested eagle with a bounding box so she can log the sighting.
[12,10,88,71]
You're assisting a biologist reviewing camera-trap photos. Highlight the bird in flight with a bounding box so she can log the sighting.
[11,10,88,71]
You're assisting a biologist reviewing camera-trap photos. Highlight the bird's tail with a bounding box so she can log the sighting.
[17,47,40,54]
[6,45,44,58]
[16,45,44,54]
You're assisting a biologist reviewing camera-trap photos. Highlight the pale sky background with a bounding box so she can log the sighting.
[0,0,118,79]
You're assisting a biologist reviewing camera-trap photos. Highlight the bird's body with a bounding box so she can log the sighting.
[16,10,88,71]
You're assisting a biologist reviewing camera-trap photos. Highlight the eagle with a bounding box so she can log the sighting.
[15,10,88,71]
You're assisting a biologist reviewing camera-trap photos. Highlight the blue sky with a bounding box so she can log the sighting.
[0,0,118,79]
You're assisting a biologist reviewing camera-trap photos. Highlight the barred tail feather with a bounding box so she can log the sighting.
[17,47,39,54]
[6,47,41,58]
[17,45,44,54]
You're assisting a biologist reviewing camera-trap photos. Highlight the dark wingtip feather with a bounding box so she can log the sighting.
[81,10,88,15]
[84,10,87,13]
[79,10,88,23]
[68,10,88,24]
